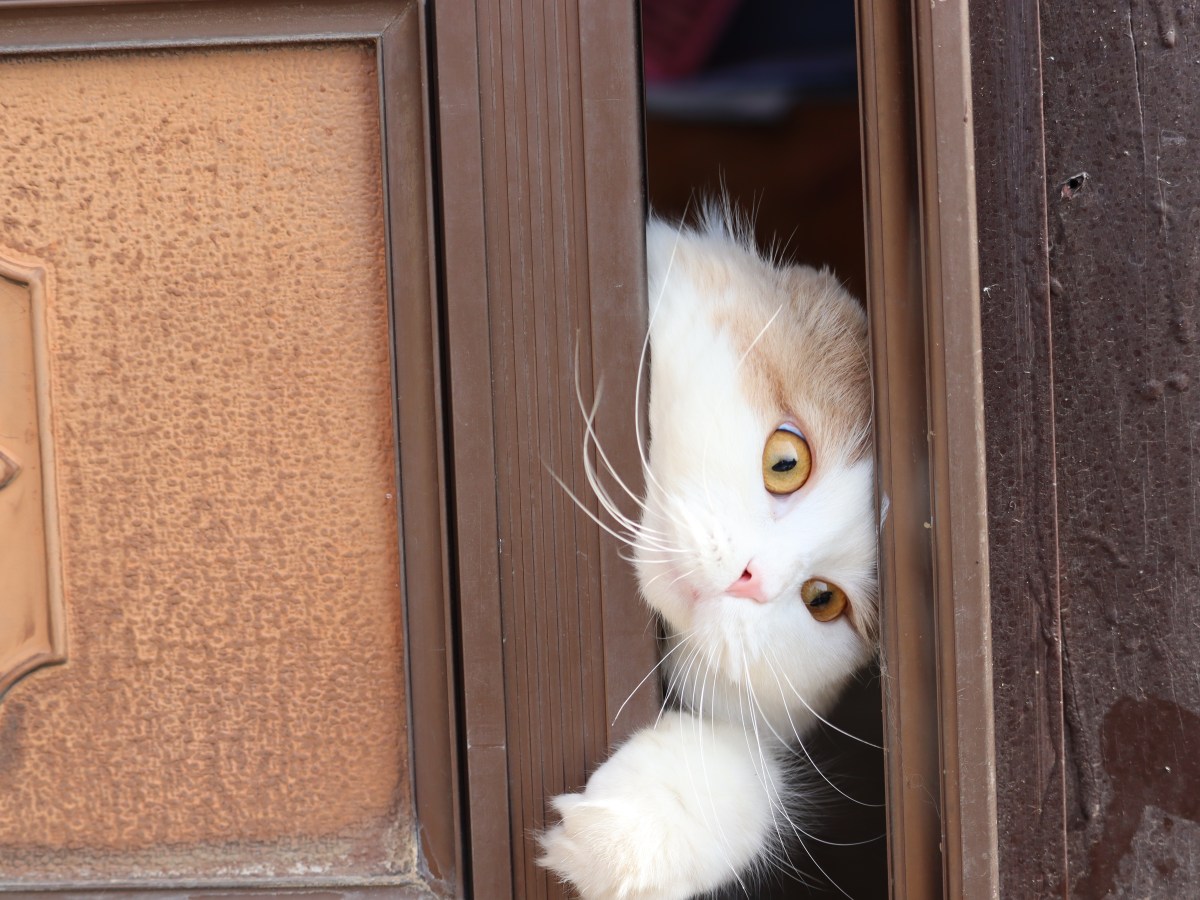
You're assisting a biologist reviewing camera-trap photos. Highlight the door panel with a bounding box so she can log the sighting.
[0,8,450,893]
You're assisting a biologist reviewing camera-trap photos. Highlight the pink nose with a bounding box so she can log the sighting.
[725,562,766,602]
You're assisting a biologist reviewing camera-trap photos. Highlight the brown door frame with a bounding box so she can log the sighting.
[858,0,999,897]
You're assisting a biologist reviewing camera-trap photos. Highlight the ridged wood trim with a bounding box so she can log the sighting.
[431,0,653,896]
[857,1,943,894]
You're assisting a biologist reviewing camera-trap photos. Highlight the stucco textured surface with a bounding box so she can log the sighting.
[0,45,413,881]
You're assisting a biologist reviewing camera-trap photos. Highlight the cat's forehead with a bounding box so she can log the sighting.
[650,226,872,466]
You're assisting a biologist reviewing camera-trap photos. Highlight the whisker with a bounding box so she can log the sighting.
[735,301,785,372]
[760,655,884,809]
[544,465,699,560]
[768,646,884,750]
[740,652,795,854]
[740,649,876,900]
[688,647,748,894]
[575,377,660,528]
[544,466,665,551]
[660,637,705,726]
[665,566,699,591]
[610,632,694,728]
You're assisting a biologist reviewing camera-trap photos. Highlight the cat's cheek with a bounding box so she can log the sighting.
[638,564,699,632]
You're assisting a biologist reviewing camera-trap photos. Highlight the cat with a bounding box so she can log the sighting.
[538,208,879,900]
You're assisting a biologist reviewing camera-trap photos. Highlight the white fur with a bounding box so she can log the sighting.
[541,215,877,899]
[539,710,784,900]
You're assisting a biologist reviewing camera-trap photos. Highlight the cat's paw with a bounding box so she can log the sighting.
[539,710,780,900]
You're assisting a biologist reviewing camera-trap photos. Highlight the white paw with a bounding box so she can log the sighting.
[539,710,781,900]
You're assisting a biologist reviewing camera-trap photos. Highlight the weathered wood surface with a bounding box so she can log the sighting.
[974,1,1200,895]
[972,1,1069,895]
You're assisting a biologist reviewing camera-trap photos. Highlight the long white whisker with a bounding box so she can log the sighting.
[689,647,748,894]
[760,655,884,809]
[661,637,706,726]
[610,633,694,728]
[768,646,883,750]
[617,549,689,566]
[544,466,668,551]
[735,301,785,371]
[741,652,876,900]
[576,380,659,527]
[639,562,696,592]
[665,566,699,592]
[740,652,796,849]
[565,448,674,548]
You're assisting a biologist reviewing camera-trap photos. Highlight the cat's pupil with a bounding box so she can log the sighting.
[809,590,833,608]
[772,458,797,472]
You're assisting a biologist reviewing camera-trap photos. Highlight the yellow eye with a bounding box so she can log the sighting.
[762,428,812,494]
[801,579,849,622]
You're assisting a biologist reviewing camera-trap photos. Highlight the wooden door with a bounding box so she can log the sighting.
[973,0,1200,895]
[0,3,461,894]
[0,1,652,897]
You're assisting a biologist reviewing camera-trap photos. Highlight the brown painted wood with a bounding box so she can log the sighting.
[909,0,999,894]
[857,1,944,895]
[431,0,655,897]
[861,0,1000,895]
[973,0,1200,895]
[1038,2,1200,896]
[970,2,1071,897]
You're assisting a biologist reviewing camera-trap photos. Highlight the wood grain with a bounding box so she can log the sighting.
[970,1,1071,896]
[974,0,1200,894]
[432,0,654,896]
[1039,1,1200,894]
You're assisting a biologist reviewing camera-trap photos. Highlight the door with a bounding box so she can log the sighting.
[0,1,653,897]
[0,3,454,894]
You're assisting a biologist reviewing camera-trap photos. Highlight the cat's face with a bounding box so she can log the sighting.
[636,217,877,723]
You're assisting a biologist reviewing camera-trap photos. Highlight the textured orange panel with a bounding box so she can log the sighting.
[0,45,413,882]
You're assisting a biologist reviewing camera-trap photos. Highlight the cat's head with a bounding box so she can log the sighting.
[636,213,877,723]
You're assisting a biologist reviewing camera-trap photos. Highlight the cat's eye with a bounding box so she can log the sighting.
[762,428,812,494]
[801,579,848,622]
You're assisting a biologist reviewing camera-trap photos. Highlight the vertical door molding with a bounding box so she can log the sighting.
[429,0,655,897]
[858,0,998,895]
[910,0,999,896]
[0,250,66,701]
[858,1,943,894]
